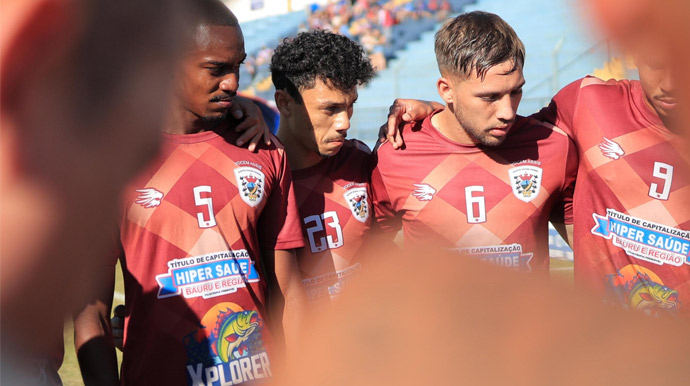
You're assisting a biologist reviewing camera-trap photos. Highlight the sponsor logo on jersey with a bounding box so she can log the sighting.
[302,263,362,301]
[508,164,542,203]
[591,208,690,266]
[451,243,533,272]
[598,137,625,160]
[184,303,272,385]
[343,187,369,223]
[134,188,164,208]
[412,183,436,201]
[605,265,680,315]
[234,166,265,207]
[155,250,260,299]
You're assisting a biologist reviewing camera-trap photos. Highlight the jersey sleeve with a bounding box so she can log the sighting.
[368,143,403,234]
[533,78,584,137]
[549,129,578,225]
[258,148,304,251]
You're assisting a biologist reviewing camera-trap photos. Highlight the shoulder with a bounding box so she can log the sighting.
[506,116,574,152]
[559,75,634,99]
[374,118,427,156]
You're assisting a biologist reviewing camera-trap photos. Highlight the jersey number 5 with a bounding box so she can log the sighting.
[649,162,673,201]
[194,185,217,228]
[304,211,344,253]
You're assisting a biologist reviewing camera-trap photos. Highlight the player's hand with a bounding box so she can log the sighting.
[229,95,272,152]
[379,99,441,149]
[111,304,125,351]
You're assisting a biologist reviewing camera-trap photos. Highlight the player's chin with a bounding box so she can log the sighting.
[323,140,345,154]
[479,134,507,147]
[201,110,227,124]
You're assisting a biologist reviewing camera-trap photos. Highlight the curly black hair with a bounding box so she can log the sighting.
[270,30,375,102]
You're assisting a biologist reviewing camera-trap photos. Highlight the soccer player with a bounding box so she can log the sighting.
[369,11,578,273]
[532,50,690,316]
[73,2,306,385]
[387,18,690,317]
[270,30,375,304]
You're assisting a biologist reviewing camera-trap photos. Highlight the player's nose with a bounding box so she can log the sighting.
[335,111,351,132]
[496,96,517,122]
[219,73,239,95]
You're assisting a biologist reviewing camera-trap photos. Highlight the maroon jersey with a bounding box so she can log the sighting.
[117,128,303,386]
[370,111,577,273]
[291,140,372,303]
[537,76,690,316]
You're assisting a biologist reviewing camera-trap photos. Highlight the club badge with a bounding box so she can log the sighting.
[234,166,265,207]
[509,165,542,203]
[343,187,369,223]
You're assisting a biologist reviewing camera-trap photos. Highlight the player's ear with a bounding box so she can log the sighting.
[1,0,77,114]
[274,89,293,117]
[437,76,454,105]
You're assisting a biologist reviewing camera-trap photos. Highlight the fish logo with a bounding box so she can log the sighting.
[412,183,436,201]
[234,166,265,207]
[344,187,369,223]
[184,303,266,367]
[215,310,261,362]
[508,165,542,203]
[599,137,625,160]
[606,265,681,316]
[135,188,164,208]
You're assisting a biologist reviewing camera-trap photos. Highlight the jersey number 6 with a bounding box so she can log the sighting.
[465,186,487,224]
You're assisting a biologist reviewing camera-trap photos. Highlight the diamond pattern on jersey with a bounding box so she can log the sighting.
[292,149,371,291]
[405,152,547,247]
[402,153,472,213]
[125,141,263,259]
[583,132,690,229]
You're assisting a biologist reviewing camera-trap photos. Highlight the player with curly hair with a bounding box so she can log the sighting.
[270,30,376,306]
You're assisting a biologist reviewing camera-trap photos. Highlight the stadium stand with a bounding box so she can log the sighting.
[239,1,467,105]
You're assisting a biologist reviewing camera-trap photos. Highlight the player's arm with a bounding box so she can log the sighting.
[262,248,307,360]
[73,264,119,386]
[231,95,272,152]
[379,98,443,149]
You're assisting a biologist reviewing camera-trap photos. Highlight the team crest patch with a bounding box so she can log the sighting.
[343,187,369,223]
[234,166,265,207]
[509,165,542,203]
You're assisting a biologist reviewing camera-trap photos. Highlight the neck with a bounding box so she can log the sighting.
[431,106,475,145]
[277,121,323,171]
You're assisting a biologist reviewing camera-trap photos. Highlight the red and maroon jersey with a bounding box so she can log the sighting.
[536,76,690,316]
[370,111,577,273]
[117,128,303,386]
[291,140,372,303]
